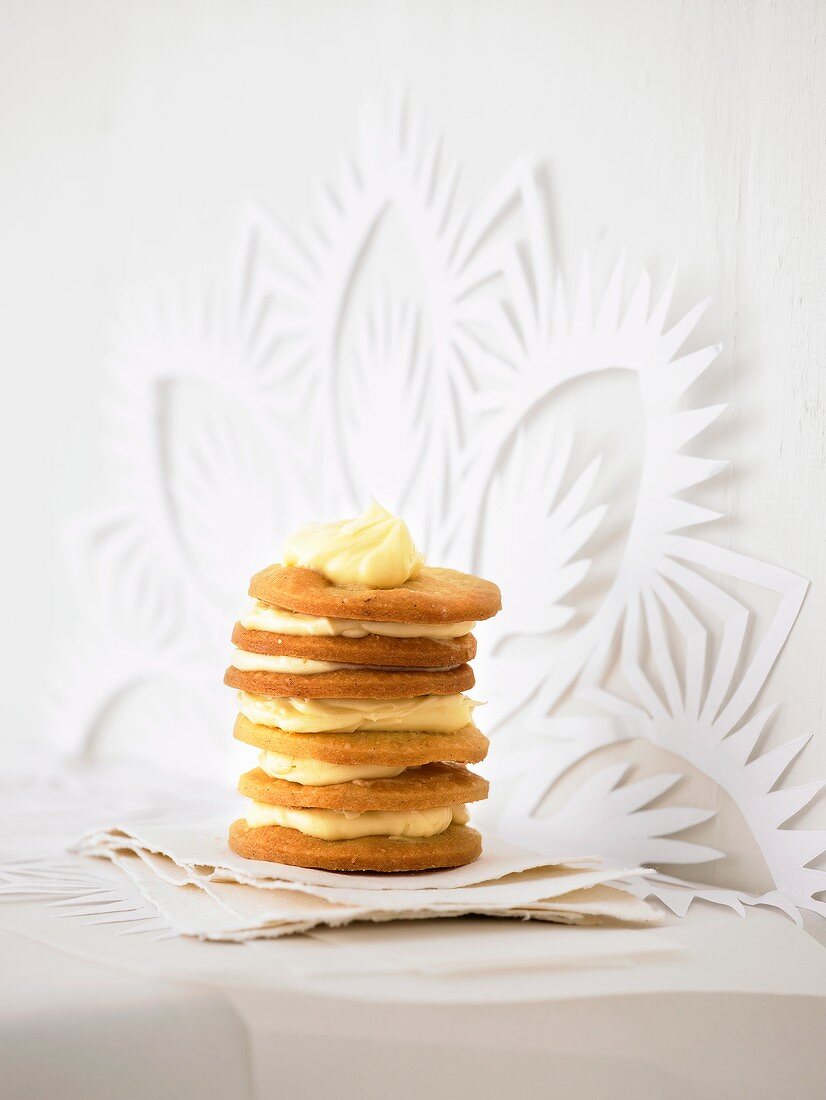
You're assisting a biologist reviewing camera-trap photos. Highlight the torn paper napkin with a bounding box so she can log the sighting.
[77,820,598,890]
[73,820,660,941]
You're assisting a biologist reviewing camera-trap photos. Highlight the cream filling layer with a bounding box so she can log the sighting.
[232,650,454,675]
[258,749,404,786]
[231,651,353,674]
[244,801,469,840]
[240,601,475,640]
[237,691,477,734]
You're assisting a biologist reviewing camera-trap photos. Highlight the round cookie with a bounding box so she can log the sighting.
[233,714,489,765]
[229,819,482,871]
[249,565,501,624]
[231,623,476,669]
[238,762,488,811]
[224,663,474,699]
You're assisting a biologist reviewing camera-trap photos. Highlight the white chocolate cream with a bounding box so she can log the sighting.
[282,499,424,589]
[230,651,353,674]
[258,749,404,786]
[237,691,478,734]
[244,801,469,840]
[240,601,475,641]
[231,650,456,675]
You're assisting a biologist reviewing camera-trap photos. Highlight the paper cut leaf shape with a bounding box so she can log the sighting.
[44,96,822,923]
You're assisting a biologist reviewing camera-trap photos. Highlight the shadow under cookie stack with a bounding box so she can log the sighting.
[224,502,501,872]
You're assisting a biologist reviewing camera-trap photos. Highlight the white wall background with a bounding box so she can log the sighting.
[1,0,823,821]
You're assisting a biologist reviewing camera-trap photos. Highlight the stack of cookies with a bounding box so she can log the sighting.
[224,503,501,872]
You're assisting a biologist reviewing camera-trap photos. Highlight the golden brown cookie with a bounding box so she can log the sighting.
[229,818,482,871]
[238,762,488,811]
[233,714,489,766]
[249,565,501,624]
[231,623,477,669]
[224,663,474,699]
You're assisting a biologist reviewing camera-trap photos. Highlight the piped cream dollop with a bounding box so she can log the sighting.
[237,691,477,734]
[244,801,469,839]
[282,500,424,589]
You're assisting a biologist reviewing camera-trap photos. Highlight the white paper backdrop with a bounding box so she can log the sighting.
[1,1,824,917]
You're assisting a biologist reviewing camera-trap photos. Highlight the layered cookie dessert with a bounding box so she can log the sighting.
[225,501,501,872]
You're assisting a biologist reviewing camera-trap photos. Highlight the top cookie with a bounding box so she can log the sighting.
[249,565,501,624]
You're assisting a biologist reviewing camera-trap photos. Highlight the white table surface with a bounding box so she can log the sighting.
[2,895,825,1100]
[2,763,824,1097]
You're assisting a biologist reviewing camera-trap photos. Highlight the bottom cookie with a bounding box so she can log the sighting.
[229,818,482,872]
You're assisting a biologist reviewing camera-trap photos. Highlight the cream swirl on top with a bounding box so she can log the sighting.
[282,499,424,589]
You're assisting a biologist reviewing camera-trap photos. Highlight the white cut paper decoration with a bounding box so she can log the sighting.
[43,95,824,922]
